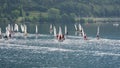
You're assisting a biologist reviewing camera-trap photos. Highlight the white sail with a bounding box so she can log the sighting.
[65,25,67,35]
[6,27,10,37]
[24,25,27,34]
[53,26,57,36]
[7,24,11,31]
[0,28,1,35]
[50,24,52,30]
[50,24,53,34]
[81,28,85,36]
[78,24,82,31]
[59,26,62,35]
[14,24,19,32]
[11,26,13,31]
[74,24,78,31]
[36,25,38,34]
[97,26,99,35]
[21,25,24,32]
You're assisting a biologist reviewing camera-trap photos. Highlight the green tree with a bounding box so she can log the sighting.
[48,8,61,23]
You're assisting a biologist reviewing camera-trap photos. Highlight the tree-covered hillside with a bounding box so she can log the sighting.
[0,0,120,23]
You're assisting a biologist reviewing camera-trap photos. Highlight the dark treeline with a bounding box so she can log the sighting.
[0,0,120,24]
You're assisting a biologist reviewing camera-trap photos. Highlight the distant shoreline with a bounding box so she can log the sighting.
[76,17,120,22]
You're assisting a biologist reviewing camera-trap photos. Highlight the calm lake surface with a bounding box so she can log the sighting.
[0,22,120,68]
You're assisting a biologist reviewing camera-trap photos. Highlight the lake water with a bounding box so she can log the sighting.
[0,23,120,68]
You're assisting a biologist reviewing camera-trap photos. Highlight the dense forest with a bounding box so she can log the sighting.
[0,0,120,24]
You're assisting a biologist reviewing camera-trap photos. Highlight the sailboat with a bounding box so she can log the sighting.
[96,26,100,40]
[78,24,83,36]
[35,25,38,39]
[81,28,87,40]
[24,24,27,36]
[74,24,79,35]
[3,27,11,40]
[50,24,53,34]
[57,26,65,42]
[35,25,38,34]
[65,25,68,35]
[20,24,25,33]
[53,26,57,37]
[14,24,19,32]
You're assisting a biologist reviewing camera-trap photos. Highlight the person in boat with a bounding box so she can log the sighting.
[96,34,99,40]
[9,34,11,38]
[61,34,65,40]
[3,33,11,40]
[84,34,87,40]
[3,35,8,40]
[58,35,61,40]
[57,34,65,41]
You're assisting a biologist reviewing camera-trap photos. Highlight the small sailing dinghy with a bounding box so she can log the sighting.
[82,28,87,40]
[4,27,11,40]
[14,24,19,32]
[50,24,53,34]
[57,27,65,42]
[96,26,100,40]
[35,25,38,39]
[24,24,27,36]
[21,24,25,33]
[65,25,68,35]
[78,24,83,36]
[35,25,38,34]
[53,26,57,37]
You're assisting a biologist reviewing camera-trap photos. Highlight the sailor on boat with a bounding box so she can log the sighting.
[96,34,99,40]
[56,26,65,42]
[57,34,65,41]
[83,33,87,40]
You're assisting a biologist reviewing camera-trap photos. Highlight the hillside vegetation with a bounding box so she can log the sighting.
[0,0,120,23]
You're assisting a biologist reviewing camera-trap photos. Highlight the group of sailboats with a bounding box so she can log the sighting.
[0,23,100,42]
[0,24,28,40]
[74,24,88,40]
[74,24,100,40]
[52,25,68,42]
